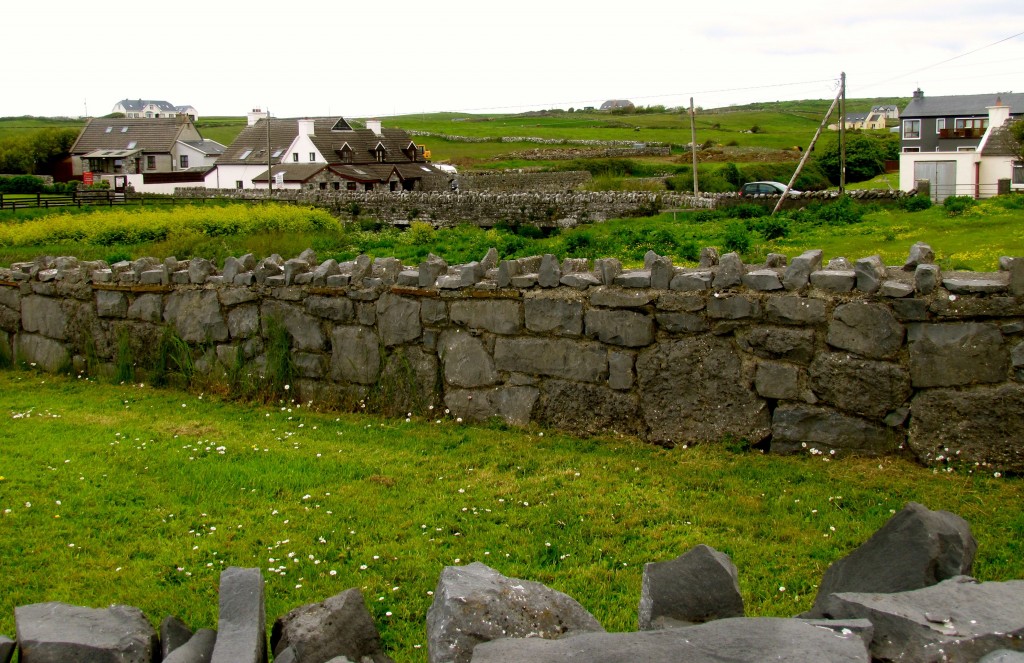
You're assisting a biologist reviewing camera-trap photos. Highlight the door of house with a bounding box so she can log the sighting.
[913,161,957,202]
[113,176,127,193]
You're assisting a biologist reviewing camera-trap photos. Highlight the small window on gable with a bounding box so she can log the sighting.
[293,153,299,162]
[310,152,316,162]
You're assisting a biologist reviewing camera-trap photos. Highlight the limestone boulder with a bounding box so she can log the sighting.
[444,386,538,427]
[164,290,229,344]
[908,323,1007,387]
[331,327,381,385]
[426,562,603,663]
[164,629,216,663]
[534,379,641,436]
[270,588,392,663]
[376,293,421,347]
[827,302,904,359]
[808,502,976,617]
[440,331,498,388]
[210,567,266,663]
[638,545,744,630]
[261,301,324,352]
[808,353,912,418]
[15,602,158,663]
[817,577,1024,663]
[160,615,193,659]
[771,404,901,456]
[0,635,12,663]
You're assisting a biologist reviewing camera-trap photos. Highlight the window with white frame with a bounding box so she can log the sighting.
[1013,163,1024,185]
[309,152,316,162]
[903,119,921,139]
[293,153,299,162]
[179,155,189,168]
[236,180,244,189]
[936,118,945,134]
[903,147,920,153]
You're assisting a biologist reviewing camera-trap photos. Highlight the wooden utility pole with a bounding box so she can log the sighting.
[689,97,699,195]
[839,72,846,194]
[771,83,842,216]
[267,110,273,194]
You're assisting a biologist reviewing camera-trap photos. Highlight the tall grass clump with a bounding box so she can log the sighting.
[263,316,294,401]
[151,328,195,389]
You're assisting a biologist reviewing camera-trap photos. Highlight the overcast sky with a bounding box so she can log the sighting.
[3,0,1021,120]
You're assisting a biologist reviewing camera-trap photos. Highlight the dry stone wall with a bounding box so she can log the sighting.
[3,246,1023,472]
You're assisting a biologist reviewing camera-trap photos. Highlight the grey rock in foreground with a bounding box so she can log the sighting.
[161,615,194,659]
[818,576,1024,663]
[426,562,604,663]
[210,566,267,663]
[14,602,158,663]
[0,636,14,663]
[808,502,976,616]
[271,588,393,663]
[469,617,869,663]
[164,629,217,663]
[980,651,1024,662]
[638,544,743,630]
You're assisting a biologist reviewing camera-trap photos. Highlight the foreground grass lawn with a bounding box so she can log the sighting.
[0,371,1021,661]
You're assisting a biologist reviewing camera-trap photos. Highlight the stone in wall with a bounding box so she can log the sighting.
[21,295,68,339]
[331,326,381,385]
[524,293,583,336]
[379,346,439,413]
[449,299,523,335]
[826,302,904,360]
[444,386,539,427]
[584,309,655,347]
[494,337,607,383]
[164,290,229,344]
[771,404,902,456]
[13,334,68,372]
[262,300,325,353]
[440,331,498,388]
[534,379,642,437]
[909,383,1024,472]
[736,326,815,364]
[809,353,912,419]
[376,293,421,347]
[636,336,770,446]
[907,323,1008,388]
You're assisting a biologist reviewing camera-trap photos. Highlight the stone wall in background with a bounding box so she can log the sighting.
[2,244,1022,472]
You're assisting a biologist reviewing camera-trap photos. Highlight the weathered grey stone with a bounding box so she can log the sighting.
[908,323,1006,387]
[418,257,447,287]
[96,290,128,318]
[426,562,604,663]
[855,255,887,293]
[742,269,783,291]
[766,296,827,324]
[559,272,600,288]
[782,250,823,291]
[535,379,641,436]
[826,257,853,270]
[189,258,215,284]
[293,352,327,378]
[909,383,1024,472]
[270,588,392,663]
[636,337,770,446]
[163,290,228,343]
[444,386,539,426]
[222,256,244,283]
[305,296,355,323]
[21,295,67,339]
[377,293,421,346]
[261,301,324,352]
[809,502,976,618]
[827,302,904,359]
[818,576,1023,663]
[163,629,216,663]
[904,242,935,271]
[771,404,901,456]
[440,331,497,388]
[736,326,815,364]
[397,269,419,286]
[226,304,260,339]
[764,252,787,268]
[699,246,720,268]
[421,299,447,326]
[450,299,522,335]
[372,257,403,285]
[613,270,651,288]
[707,294,761,320]
[755,361,801,400]
[892,298,930,322]
[589,287,654,308]
[331,326,381,385]
[929,294,1024,319]
[712,252,743,289]
[14,334,69,372]
[378,346,439,412]
[160,615,193,660]
[0,306,18,334]
[538,254,561,288]
[593,258,622,285]
[915,263,940,295]
[639,545,744,630]
[1008,256,1024,296]
[560,257,589,274]
[509,274,538,288]
[943,277,1008,294]
[669,271,713,291]
[210,567,266,663]
[127,293,162,323]
[655,312,708,334]
[217,287,259,307]
[810,269,856,293]
[470,617,869,663]
[494,337,607,382]
[525,295,583,335]
[584,309,655,347]
[608,351,634,390]
[809,353,912,418]
[879,280,915,298]
[495,260,519,288]
[0,635,13,663]
[1013,340,1024,368]
[15,602,158,663]
[650,255,674,290]
[0,286,20,311]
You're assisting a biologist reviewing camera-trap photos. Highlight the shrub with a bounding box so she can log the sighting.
[804,196,864,225]
[752,216,790,240]
[901,194,933,212]
[943,195,977,216]
[0,175,46,194]
[722,222,752,254]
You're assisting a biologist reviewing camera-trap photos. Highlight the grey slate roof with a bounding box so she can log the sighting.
[180,139,226,155]
[70,117,197,156]
[903,92,1024,118]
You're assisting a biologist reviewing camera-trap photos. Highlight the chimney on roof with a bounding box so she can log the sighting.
[247,108,268,127]
[366,119,382,136]
[988,102,1011,129]
[298,118,315,137]
[913,88,924,99]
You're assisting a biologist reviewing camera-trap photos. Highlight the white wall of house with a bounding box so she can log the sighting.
[174,141,219,169]
[899,151,979,199]
[203,164,274,190]
[285,121,325,164]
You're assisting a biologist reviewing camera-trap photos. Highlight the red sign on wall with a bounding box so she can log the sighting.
[83,172,94,186]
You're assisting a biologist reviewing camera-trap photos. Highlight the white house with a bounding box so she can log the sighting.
[112,99,198,121]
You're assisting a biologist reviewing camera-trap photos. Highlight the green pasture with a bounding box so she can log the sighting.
[0,371,1020,662]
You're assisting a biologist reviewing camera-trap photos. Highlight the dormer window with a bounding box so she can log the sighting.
[374,144,386,163]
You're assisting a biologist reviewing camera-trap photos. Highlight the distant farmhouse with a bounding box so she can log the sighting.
[69,116,224,192]
[872,104,899,120]
[112,99,198,121]
[829,109,888,131]
[600,99,634,111]
[205,111,446,191]
[899,89,1024,200]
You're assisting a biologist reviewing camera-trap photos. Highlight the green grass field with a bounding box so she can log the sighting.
[0,371,1020,661]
